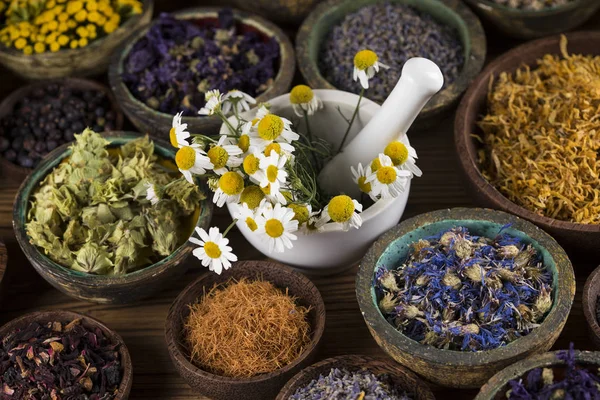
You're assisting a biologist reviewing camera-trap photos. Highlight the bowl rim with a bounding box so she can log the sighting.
[12,130,213,286]
[0,310,133,399]
[108,6,295,126]
[454,31,600,235]
[463,0,585,16]
[356,207,575,367]
[582,265,600,344]
[164,259,326,385]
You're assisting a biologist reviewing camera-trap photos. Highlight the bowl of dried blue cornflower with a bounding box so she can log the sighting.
[356,207,576,388]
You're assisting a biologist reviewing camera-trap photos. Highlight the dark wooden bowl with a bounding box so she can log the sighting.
[229,0,324,25]
[109,7,296,139]
[12,131,213,304]
[0,78,125,184]
[275,355,436,400]
[0,310,132,399]
[356,207,576,388]
[475,350,600,399]
[296,0,486,128]
[463,0,600,39]
[165,260,326,400]
[582,265,600,349]
[454,31,600,256]
[0,0,153,80]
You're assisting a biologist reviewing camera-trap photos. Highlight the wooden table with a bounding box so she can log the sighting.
[0,3,599,399]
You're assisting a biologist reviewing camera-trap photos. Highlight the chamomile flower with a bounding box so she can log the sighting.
[252,106,299,144]
[144,182,160,205]
[239,185,266,209]
[257,151,288,190]
[222,90,256,115]
[207,135,243,175]
[351,162,374,200]
[169,112,190,148]
[255,203,298,253]
[317,195,363,231]
[288,203,320,234]
[189,227,237,275]
[175,144,214,184]
[353,49,389,89]
[213,171,245,207]
[384,141,422,177]
[289,85,323,117]
[231,202,260,232]
[242,150,264,184]
[198,89,223,116]
[366,154,412,199]
[261,183,288,205]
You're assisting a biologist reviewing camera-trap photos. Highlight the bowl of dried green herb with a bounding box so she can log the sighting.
[12,130,213,304]
[356,207,575,388]
[0,310,132,399]
[109,7,295,139]
[296,0,486,127]
[455,31,600,256]
[582,266,600,349]
[165,260,326,400]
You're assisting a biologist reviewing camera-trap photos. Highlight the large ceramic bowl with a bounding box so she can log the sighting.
[356,208,576,388]
[13,131,213,304]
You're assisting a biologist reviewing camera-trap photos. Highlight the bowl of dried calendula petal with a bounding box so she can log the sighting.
[455,31,600,256]
[13,130,213,304]
[356,208,575,389]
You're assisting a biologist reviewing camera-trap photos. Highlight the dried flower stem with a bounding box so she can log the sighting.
[337,88,364,154]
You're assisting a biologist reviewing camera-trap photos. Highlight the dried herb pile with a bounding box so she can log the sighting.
[26,129,204,275]
[184,278,311,378]
[122,9,280,116]
[375,226,553,351]
[0,318,122,399]
[478,37,600,224]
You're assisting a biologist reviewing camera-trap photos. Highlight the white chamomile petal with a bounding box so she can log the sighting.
[255,203,298,253]
[169,111,190,148]
[190,227,237,275]
[257,151,288,190]
[175,144,214,184]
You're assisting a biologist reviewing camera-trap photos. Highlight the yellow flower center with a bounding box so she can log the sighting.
[289,85,314,104]
[204,241,221,259]
[257,114,284,141]
[245,217,258,231]
[384,141,409,166]
[243,154,260,175]
[328,195,355,223]
[354,49,378,71]
[377,166,397,184]
[261,184,272,195]
[266,165,278,183]
[175,146,196,171]
[265,219,284,238]
[207,146,229,169]
[240,185,265,209]
[169,127,179,148]
[289,204,309,224]
[238,134,250,153]
[218,172,244,195]
[358,176,372,194]
[264,142,281,156]
[371,157,382,172]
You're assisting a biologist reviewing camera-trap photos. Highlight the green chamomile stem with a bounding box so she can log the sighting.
[191,134,217,143]
[337,88,364,154]
[223,219,238,237]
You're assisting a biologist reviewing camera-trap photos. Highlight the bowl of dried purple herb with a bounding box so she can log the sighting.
[275,354,435,400]
[582,266,600,349]
[109,7,295,139]
[0,310,132,399]
[356,207,576,388]
[475,344,600,399]
[296,0,486,126]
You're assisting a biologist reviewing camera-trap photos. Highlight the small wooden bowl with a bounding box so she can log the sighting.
[0,0,153,80]
[165,260,326,400]
[109,7,296,139]
[475,350,600,399]
[463,0,600,39]
[582,265,600,349]
[12,131,213,304]
[0,78,125,184]
[0,310,132,400]
[356,207,576,388]
[229,0,324,25]
[296,0,486,127]
[454,31,600,256]
[275,355,435,400]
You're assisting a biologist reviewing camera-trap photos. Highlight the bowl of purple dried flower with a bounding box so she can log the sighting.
[356,207,576,389]
[109,7,295,139]
[582,265,600,350]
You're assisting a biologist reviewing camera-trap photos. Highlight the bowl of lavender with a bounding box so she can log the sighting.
[356,207,575,388]
[582,265,600,349]
[109,7,295,139]
[275,355,435,400]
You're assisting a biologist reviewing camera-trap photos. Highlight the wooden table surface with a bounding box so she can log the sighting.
[0,2,599,399]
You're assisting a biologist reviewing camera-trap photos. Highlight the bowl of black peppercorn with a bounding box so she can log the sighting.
[0,78,124,183]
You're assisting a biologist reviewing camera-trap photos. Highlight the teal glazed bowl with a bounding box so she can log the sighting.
[13,131,213,304]
[356,208,575,388]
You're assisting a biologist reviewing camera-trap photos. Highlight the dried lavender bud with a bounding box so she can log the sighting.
[489,0,574,11]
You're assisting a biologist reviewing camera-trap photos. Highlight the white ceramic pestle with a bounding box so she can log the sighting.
[317,57,444,198]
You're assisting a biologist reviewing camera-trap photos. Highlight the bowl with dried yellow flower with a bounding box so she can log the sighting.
[0,0,153,80]
[357,208,575,388]
[13,129,213,304]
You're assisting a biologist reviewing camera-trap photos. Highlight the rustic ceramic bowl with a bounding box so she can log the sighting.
[109,7,295,139]
[475,350,600,399]
[356,207,576,388]
[230,0,324,25]
[296,0,486,126]
[0,78,124,184]
[165,260,326,400]
[275,355,436,399]
[12,131,213,304]
[463,0,600,39]
[0,310,133,399]
[455,31,600,256]
[582,265,600,349]
[0,0,153,80]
